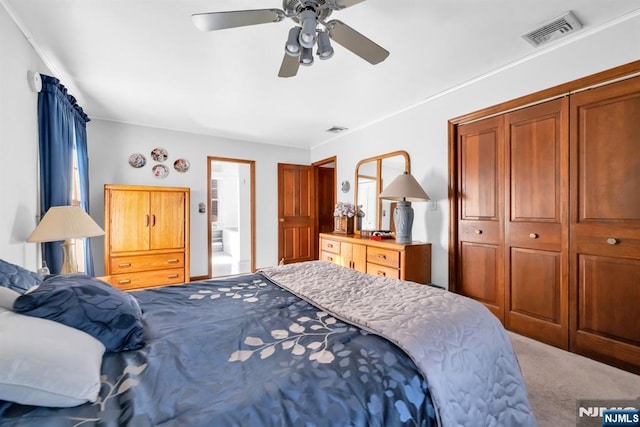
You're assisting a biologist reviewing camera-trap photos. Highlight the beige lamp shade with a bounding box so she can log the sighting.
[27,205,104,243]
[378,172,430,202]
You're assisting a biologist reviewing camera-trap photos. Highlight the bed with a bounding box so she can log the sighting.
[0,260,536,426]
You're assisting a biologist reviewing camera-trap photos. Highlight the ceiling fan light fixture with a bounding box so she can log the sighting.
[298,9,318,48]
[300,47,314,66]
[316,30,334,59]
[285,26,302,56]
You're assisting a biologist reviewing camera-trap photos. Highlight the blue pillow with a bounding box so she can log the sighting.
[0,259,43,294]
[13,275,145,352]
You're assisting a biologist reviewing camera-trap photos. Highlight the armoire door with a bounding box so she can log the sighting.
[455,116,505,322]
[504,98,569,349]
[569,76,640,374]
[149,190,186,251]
[108,189,150,253]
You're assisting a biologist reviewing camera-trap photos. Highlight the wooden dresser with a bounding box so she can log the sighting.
[103,184,190,290]
[319,233,431,284]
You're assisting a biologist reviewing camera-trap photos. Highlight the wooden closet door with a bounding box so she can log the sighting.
[149,190,186,250]
[108,189,150,253]
[569,77,640,374]
[456,116,505,322]
[505,98,569,349]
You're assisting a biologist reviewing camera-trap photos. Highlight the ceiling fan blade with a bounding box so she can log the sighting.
[192,9,285,32]
[278,54,300,78]
[333,0,367,9]
[326,20,389,65]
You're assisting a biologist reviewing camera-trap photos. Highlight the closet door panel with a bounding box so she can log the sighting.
[108,190,150,253]
[510,249,561,323]
[456,116,504,322]
[505,98,569,348]
[570,76,640,374]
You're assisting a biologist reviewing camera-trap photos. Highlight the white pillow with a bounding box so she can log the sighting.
[0,307,106,407]
[0,287,20,310]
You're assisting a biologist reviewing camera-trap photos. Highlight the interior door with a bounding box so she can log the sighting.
[504,98,569,349]
[278,163,315,264]
[569,76,640,373]
[455,116,505,322]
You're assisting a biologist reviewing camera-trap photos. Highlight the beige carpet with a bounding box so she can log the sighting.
[509,332,640,426]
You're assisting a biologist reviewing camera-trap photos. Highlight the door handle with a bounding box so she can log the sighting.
[151,215,156,226]
[145,215,150,227]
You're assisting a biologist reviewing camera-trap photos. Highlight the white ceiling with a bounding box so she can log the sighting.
[4,0,640,149]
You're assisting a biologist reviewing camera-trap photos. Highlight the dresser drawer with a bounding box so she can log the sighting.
[320,238,341,254]
[106,268,185,291]
[320,251,339,264]
[367,247,400,269]
[110,253,184,274]
[366,263,400,280]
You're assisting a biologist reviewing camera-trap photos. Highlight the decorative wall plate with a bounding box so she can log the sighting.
[151,147,168,162]
[173,158,190,173]
[152,164,169,178]
[128,153,146,168]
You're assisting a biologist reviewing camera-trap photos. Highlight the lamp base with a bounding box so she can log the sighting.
[60,240,78,274]
[393,201,414,244]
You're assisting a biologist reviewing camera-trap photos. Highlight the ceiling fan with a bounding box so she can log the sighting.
[192,0,390,78]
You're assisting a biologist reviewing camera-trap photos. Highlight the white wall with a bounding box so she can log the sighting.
[87,119,309,277]
[311,14,640,288]
[0,5,50,269]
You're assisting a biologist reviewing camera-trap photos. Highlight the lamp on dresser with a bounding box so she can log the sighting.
[27,205,104,274]
[378,172,430,244]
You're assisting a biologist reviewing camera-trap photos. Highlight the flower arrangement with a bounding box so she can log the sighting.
[333,202,356,218]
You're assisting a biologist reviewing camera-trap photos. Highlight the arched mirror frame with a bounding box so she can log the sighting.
[354,150,410,232]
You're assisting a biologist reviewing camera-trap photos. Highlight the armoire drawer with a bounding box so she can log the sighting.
[366,263,400,280]
[106,268,185,291]
[110,253,184,274]
[321,238,341,254]
[367,247,400,269]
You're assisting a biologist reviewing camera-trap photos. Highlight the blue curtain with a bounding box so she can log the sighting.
[74,119,95,275]
[37,75,91,274]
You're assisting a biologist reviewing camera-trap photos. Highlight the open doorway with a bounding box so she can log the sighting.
[207,157,255,278]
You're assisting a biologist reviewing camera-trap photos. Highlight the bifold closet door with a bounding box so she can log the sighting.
[456,116,505,323]
[504,98,569,349]
[569,76,640,374]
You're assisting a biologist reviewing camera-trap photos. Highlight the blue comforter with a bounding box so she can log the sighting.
[0,273,436,426]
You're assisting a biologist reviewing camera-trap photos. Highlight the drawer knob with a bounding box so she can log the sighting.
[118,279,131,285]
[327,243,333,248]
[378,254,387,260]
[168,259,180,264]
[607,238,619,245]
[327,256,333,262]
[529,233,539,239]
[377,271,386,277]
[118,262,132,268]
[168,274,179,279]
[475,229,483,235]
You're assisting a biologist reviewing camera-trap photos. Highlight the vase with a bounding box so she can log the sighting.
[334,216,354,234]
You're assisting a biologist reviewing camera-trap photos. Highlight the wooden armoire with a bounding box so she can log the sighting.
[449,61,640,374]
[103,184,190,290]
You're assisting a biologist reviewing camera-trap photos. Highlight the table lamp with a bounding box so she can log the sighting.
[378,172,430,244]
[27,205,104,274]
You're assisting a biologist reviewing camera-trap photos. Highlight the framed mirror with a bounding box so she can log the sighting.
[354,150,410,232]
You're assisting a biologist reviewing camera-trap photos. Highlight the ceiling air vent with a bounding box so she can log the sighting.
[326,126,348,134]
[522,11,582,47]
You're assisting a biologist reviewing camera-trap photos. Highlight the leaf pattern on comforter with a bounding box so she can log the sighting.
[261,261,537,427]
